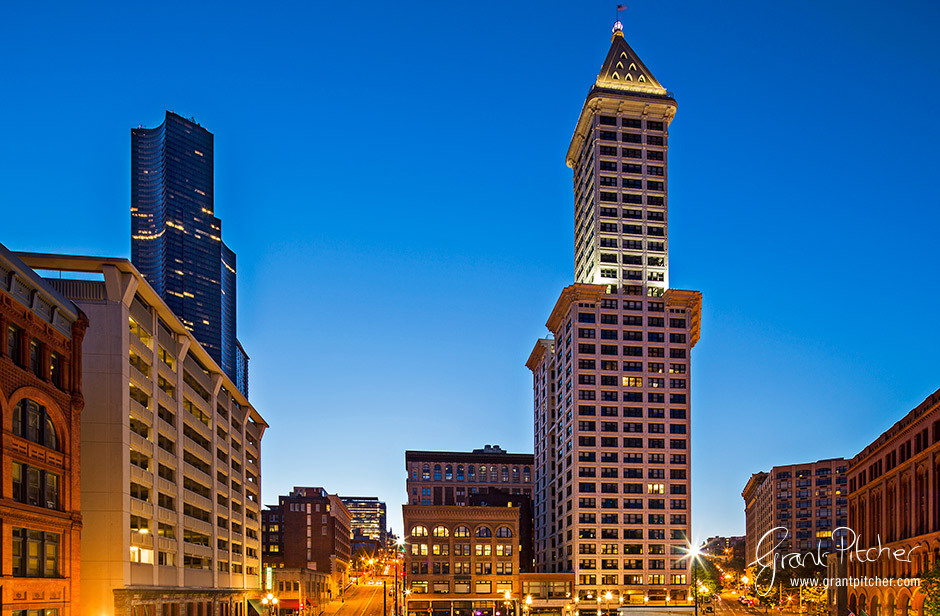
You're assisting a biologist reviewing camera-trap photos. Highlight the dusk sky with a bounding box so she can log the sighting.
[2,0,939,541]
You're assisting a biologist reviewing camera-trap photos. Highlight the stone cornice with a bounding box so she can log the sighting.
[848,386,940,472]
[545,284,607,334]
[664,289,702,348]
[566,92,677,169]
[525,339,553,372]
[402,505,520,521]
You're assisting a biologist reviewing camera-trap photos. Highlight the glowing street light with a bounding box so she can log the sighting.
[261,593,279,616]
[683,544,704,616]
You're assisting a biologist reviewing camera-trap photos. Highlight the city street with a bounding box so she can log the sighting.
[715,594,765,616]
[321,582,386,616]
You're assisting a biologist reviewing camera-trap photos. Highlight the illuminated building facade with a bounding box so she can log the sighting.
[403,501,574,616]
[741,458,847,564]
[261,488,352,597]
[340,496,388,545]
[527,23,702,604]
[839,388,940,616]
[20,253,267,616]
[0,243,87,616]
[405,446,534,506]
[131,111,248,396]
[264,567,331,615]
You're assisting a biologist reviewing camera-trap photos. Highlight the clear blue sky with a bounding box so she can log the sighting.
[3,1,939,540]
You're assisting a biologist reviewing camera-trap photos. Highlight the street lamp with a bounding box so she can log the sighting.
[604,591,612,616]
[505,590,513,616]
[684,544,704,616]
[261,592,279,615]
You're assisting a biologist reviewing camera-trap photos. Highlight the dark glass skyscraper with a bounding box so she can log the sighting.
[131,111,247,394]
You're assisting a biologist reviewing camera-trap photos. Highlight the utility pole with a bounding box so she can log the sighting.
[384,580,388,616]
[394,559,400,616]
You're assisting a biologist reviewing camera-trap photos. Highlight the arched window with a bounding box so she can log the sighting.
[478,465,486,482]
[475,526,492,538]
[496,526,513,538]
[490,467,498,482]
[454,526,471,538]
[432,526,449,538]
[456,465,465,481]
[445,465,453,481]
[422,464,430,480]
[411,525,429,537]
[512,467,520,482]
[434,464,442,481]
[13,399,58,450]
[523,466,531,483]
[500,466,508,482]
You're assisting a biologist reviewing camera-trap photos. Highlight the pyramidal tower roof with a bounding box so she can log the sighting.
[594,25,667,94]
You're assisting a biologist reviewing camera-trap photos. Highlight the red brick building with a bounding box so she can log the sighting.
[262,487,352,597]
[0,243,87,615]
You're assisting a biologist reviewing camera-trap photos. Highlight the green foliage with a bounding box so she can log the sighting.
[725,557,746,578]
[800,586,827,604]
[921,559,940,616]
[693,558,724,599]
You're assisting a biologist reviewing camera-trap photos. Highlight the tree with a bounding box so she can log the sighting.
[725,557,746,579]
[693,557,724,601]
[920,559,940,616]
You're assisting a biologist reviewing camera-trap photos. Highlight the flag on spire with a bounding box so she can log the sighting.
[617,4,627,10]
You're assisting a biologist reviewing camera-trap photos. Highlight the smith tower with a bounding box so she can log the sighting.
[528,22,702,605]
[131,111,248,395]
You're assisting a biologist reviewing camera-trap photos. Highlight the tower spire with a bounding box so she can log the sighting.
[594,25,666,94]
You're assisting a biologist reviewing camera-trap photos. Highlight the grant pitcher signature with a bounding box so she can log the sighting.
[748,527,919,595]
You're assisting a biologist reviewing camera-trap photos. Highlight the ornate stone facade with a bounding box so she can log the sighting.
[837,388,940,616]
[0,243,87,615]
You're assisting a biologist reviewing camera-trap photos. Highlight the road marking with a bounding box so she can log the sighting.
[356,585,380,616]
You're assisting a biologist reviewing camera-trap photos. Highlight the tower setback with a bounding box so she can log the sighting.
[131,111,248,395]
[529,23,702,605]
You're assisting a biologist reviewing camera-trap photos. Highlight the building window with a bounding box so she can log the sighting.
[12,527,59,577]
[12,399,58,450]
[7,325,21,363]
[12,462,59,510]
[49,352,62,388]
[29,339,43,377]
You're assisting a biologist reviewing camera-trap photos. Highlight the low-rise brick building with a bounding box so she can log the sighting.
[0,243,87,615]
[262,487,352,597]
